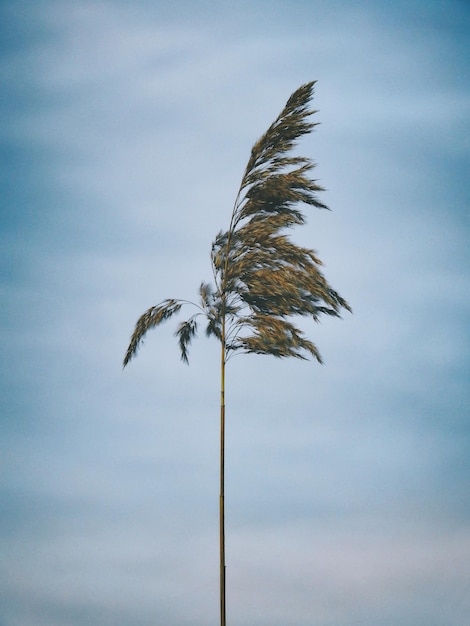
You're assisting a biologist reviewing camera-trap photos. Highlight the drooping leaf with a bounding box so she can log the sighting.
[232,315,323,363]
[123,299,182,367]
[175,316,198,364]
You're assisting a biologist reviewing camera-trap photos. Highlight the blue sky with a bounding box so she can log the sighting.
[1,1,469,624]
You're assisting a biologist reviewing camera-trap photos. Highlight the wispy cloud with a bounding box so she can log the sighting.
[1,1,469,624]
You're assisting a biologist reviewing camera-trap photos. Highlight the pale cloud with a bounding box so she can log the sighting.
[1,1,469,624]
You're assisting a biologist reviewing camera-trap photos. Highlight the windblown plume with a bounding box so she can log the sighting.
[124,81,351,366]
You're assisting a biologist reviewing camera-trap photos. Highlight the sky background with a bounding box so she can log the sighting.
[1,1,469,625]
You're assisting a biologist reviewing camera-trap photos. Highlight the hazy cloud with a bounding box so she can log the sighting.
[1,1,469,624]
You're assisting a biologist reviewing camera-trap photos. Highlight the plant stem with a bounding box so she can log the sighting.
[220,330,226,626]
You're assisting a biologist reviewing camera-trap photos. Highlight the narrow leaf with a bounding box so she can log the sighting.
[123,299,182,367]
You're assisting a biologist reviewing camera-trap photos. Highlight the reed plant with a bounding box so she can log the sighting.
[123,81,351,626]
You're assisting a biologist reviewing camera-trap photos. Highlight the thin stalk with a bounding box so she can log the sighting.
[219,320,226,626]
[218,194,237,626]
